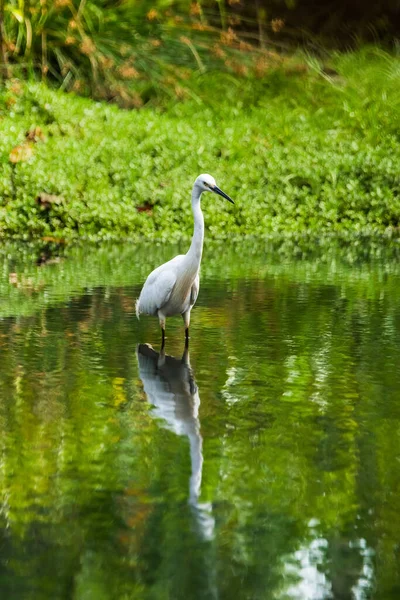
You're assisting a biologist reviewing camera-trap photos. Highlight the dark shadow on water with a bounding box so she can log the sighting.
[136,343,215,543]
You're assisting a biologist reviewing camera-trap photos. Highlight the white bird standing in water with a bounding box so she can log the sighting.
[136,174,234,346]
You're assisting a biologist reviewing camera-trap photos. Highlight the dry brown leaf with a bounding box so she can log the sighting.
[36,193,64,209]
[9,143,34,163]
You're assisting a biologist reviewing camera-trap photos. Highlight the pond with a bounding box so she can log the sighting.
[0,239,400,600]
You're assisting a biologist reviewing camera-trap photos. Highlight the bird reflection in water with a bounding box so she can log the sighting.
[136,342,214,541]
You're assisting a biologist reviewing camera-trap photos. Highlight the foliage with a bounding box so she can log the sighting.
[0,0,269,105]
[1,0,398,106]
[0,47,399,241]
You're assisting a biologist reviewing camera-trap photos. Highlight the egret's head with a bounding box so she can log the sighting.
[195,173,234,204]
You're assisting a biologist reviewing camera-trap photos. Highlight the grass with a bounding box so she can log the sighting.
[0,47,399,242]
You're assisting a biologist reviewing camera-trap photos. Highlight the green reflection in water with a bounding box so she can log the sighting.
[0,240,400,599]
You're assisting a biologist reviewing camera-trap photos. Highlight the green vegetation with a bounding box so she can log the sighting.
[1,0,397,105]
[0,0,254,105]
[0,47,399,241]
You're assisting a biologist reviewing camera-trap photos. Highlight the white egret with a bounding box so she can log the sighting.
[136,174,234,346]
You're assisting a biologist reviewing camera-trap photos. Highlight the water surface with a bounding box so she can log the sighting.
[0,240,400,600]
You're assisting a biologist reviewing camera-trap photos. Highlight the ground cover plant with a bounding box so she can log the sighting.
[0,47,399,241]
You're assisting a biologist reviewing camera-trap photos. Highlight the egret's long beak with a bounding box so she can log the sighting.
[213,185,234,204]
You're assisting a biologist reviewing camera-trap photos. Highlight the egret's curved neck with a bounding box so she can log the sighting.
[186,186,204,269]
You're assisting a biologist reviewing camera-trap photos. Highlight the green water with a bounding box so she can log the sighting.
[0,240,400,600]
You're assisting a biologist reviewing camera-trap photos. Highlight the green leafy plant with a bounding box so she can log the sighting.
[0,47,399,241]
[0,0,270,105]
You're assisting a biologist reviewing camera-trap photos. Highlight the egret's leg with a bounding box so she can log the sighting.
[183,310,191,347]
[158,311,166,350]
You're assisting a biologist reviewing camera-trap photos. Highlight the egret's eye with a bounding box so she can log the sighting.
[203,181,208,186]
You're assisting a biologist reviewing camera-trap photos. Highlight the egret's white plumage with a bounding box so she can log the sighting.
[136,173,233,343]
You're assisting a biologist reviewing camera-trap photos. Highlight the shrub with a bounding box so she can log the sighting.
[0,48,399,241]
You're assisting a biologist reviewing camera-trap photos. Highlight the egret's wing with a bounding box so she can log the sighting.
[137,266,176,316]
[190,273,200,307]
